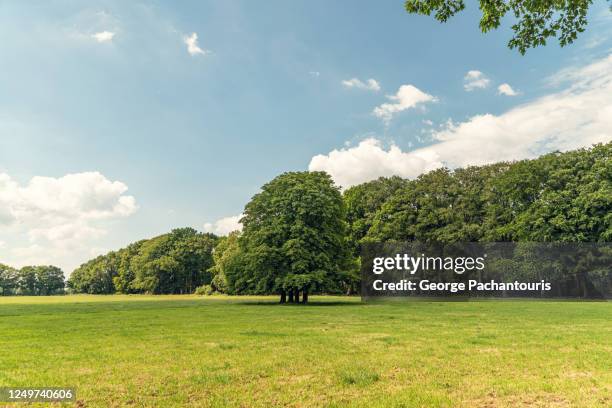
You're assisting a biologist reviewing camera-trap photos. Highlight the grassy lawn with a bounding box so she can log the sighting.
[0,295,610,407]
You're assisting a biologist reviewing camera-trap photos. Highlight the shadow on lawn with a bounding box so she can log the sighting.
[234,300,364,307]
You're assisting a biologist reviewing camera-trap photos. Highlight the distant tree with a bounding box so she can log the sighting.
[68,253,119,294]
[404,0,609,54]
[512,143,612,241]
[130,228,217,294]
[235,171,352,303]
[344,176,408,253]
[0,264,19,296]
[208,232,243,294]
[342,177,407,294]
[113,240,147,294]
[482,158,546,241]
[13,265,65,295]
[18,266,39,295]
[367,168,460,243]
[35,265,65,295]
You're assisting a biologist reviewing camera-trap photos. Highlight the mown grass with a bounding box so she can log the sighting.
[0,295,610,407]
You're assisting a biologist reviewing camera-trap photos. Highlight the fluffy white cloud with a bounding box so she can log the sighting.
[0,172,136,223]
[310,54,612,188]
[373,85,437,123]
[464,70,491,91]
[309,138,441,188]
[183,32,209,56]
[498,83,519,96]
[342,78,381,91]
[92,31,115,43]
[204,214,243,236]
[0,171,137,272]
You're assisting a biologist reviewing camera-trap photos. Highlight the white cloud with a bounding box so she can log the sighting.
[0,171,137,272]
[464,70,491,91]
[0,172,137,223]
[342,78,381,91]
[92,31,115,43]
[373,84,437,123]
[498,83,519,96]
[309,71,321,77]
[309,139,441,188]
[204,214,243,236]
[183,32,209,56]
[310,54,612,188]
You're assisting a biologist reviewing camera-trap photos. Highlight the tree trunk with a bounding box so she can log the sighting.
[302,288,309,304]
[280,290,286,303]
[293,288,300,303]
[288,290,294,303]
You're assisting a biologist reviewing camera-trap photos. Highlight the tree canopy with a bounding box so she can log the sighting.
[232,171,353,303]
[404,0,609,54]
[68,228,217,294]
[361,142,611,243]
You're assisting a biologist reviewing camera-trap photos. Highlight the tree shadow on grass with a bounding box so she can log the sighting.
[233,300,364,307]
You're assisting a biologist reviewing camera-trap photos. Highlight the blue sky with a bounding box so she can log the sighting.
[1,0,611,272]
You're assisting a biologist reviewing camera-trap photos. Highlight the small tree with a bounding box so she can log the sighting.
[234,171,352,303]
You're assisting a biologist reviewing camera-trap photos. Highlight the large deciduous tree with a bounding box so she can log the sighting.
[404,0,608,54]
[234,171,352,303]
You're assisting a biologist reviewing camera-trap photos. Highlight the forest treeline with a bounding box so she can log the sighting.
[0,265,65,296]
[1,142,610,299]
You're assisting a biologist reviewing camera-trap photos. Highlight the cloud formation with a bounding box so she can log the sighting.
[183,32,209,56]
[311,54,612,188]
[92,31,115,43]
[464,70,490,91]
[309,138,441,188]
[373,84,437,123]
[342,78,381,91]
[204,214,243,236]
[0,171,137,271]
[498,83,519,96]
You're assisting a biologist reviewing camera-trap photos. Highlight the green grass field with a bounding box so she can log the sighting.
[0,296,610,407]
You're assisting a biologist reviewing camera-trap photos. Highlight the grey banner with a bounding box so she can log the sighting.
[361,242,611,300]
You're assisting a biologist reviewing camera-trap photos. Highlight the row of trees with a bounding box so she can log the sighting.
[348,142,610,245]
[20,142,609,300]
[68,228,217,294]
[211,142,610,301]
[0,264,65,295]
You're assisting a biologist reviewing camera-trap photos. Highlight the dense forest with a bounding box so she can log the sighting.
[1,142,610,298]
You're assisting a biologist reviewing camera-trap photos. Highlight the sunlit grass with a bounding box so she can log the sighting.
[0,295,610,407]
